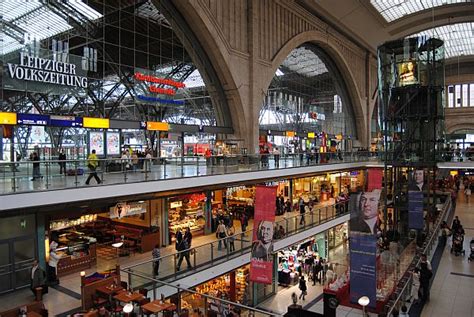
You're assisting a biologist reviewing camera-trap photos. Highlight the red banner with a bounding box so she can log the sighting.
[249,185,277,284]
[367,168,383,191]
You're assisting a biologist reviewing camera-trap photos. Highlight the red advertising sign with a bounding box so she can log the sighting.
[250,185,277,284]
[367,168,383,191]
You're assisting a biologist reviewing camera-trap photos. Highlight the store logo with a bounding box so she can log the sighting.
[7,52,88,88]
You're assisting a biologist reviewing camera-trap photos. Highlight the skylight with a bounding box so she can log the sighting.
[409,22,474,58]
[0,1,102,55]
[370,0,470,23]
[281,47,328,77]
[183,69,205,88]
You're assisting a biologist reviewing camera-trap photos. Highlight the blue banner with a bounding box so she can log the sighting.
[350,233,377,308]
[408,191,424,229]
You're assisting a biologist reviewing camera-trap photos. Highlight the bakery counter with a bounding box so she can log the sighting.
[57,243,96,277]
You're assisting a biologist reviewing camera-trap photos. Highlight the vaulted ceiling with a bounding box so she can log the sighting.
[298,0,474,65]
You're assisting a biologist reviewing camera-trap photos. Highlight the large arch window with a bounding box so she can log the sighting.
[259,44,357,151]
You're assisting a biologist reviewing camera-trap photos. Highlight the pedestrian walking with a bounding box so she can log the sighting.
[298,276,307,301]
[418,254,432,302]
[216,220,227,250]
[227,224,236,252]
[30,152,42,181]
[152,244,161,276]
[177,227,193,271]
[48,242,61,285]
[85,150,101,185]
[58,151,67,175]
[299,197,305,225]
[240,213,249,234]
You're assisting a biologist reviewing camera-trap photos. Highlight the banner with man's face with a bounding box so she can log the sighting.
[250,185,277,285]
[348,189,380,309]
[349,189,381,235]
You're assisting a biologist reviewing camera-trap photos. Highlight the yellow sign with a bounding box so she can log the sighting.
[336,134,343,140]
[450,170,458,176]
[147,121,169,131]
[83,117,110,129]
[286,131,295,137]
[0,112,17,125]
[307,132,315,138]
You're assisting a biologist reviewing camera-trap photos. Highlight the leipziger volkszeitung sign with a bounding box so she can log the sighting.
[7,52,88,88]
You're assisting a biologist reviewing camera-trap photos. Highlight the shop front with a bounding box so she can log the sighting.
[47,199,162,274]
[179,265,251,316]
[168,193,207,242]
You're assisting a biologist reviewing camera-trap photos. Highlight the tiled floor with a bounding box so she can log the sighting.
[420,194,474,317]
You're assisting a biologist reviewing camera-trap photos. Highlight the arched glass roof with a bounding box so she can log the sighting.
[408,22,474,58]
[0,0,102,55]
[370,0,470,23]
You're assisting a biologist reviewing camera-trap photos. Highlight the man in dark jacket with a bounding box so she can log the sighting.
[177,227,192,271]
[30,259,46,296]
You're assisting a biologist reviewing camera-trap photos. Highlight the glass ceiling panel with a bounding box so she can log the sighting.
[370,0,470,23]
[409,22,474,58]
[281,46,328,77]
[0,1,102,55]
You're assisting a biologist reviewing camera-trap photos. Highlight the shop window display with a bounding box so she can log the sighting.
[181,266,250,315]
[169,193,206,240]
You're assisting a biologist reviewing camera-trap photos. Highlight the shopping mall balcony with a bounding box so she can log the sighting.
[0,152,379,211]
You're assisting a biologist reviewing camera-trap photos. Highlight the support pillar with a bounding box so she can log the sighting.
[163,198,170,246]
[204,190,212,234]
[36,213,46,269]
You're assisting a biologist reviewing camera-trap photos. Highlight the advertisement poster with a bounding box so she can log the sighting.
[367,168,383,191]
[349,189,381,235]
[89,132,104,156]
[349,189,380,308]
[249,185,277,285]
[109,201,147,219]
[106,132,120,156]
[349,233,377,308]
[408,191,424,229]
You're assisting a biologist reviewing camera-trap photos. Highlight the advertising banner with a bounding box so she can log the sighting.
[367,168,383,191]
[249,185,277,285]
[89,131,104,156]
[109,201,147,219]
[106,132,121,156]
[408,191,424,229]
[349,189,380,309]
[349,233,377,308]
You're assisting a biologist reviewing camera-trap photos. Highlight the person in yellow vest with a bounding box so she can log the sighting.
[85,149,102,185]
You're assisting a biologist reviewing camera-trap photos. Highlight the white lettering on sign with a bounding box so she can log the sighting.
[6,52,88,88]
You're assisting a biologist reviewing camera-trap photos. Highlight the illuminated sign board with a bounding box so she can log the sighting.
[137,95,185,105]
[106,132,121,156]
[307,132,315,138]
[149,86,176,95]
[17,113,49,126]
[83,117,109,129]
[7,52,88,88]
[146,122,169,131]
[398,60,418,86]
[0,112,17,125]
[50,115,83,127]
[89,131,104,155]
[134,72,185,88]
[285,131,295,137]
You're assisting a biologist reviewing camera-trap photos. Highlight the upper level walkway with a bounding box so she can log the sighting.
[0,153,378,211]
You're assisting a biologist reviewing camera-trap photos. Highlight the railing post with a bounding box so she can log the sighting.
[173,254,177,277]
[240,233,244,253]
[196,156,200,176]
[224,156,227,174]
[210,243,214,264]
[124,161,128,183]
[285,218,289,235]
[11,164,17,192]
[127,269,132,291]
[45,161,50,189]
[74,160,79,186]
[164,158,167,179]
[193,247,196,268]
